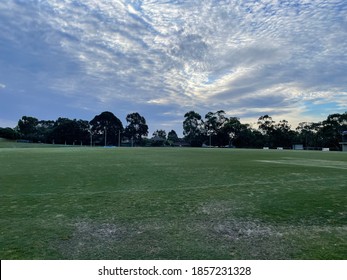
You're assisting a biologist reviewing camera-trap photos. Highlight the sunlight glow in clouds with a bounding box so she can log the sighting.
[0,0,346,134]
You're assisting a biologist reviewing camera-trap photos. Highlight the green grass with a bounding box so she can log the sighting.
[0,142,346,259]
[0,137,59,149]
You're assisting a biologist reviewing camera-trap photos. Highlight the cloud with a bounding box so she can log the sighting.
[0,83,5,89]
[0,0,346,134]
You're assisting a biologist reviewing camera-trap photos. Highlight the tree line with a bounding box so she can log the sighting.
[0,110,346,150]
[0,111,149,146]
[182,110,347,150]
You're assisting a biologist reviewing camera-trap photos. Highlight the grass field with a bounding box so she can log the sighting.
[0,139,346,259]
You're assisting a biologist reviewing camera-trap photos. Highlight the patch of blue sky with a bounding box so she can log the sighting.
[303,101,342,119]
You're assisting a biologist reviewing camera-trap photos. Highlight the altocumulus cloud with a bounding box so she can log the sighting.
[0,0,346,134]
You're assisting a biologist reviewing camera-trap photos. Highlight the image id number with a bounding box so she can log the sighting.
[192,266,251,276]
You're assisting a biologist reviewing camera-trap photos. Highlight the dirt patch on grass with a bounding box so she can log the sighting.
[197,201,347,259]
[208,220,347,259]
[56,220,129,259]
[212,219,294,259]
[215,220,283,239]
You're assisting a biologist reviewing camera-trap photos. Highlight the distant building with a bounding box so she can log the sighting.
[293,144,304,150]
[339,131,347,151]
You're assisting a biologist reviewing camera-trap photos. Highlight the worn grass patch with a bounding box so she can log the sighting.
[0,147,346,259]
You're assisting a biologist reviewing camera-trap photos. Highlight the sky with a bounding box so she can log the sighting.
[0,0,347,137]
